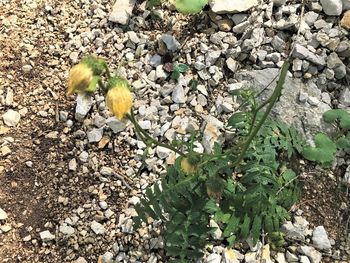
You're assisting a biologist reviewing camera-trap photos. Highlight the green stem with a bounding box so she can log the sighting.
[127,111,186,157]
[229,61,290,168]
[101,61,112,79]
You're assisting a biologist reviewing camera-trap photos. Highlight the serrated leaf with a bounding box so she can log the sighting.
[175,0,208,14]
[251,215,262,243]
[302,133,336,165]
[281,169,296,182]
[240,214,251,238]
[323,109,350,129]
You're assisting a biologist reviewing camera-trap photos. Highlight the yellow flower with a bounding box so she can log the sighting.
[180,158,197,175]
[67,63,94,96]
[106,81,133,120]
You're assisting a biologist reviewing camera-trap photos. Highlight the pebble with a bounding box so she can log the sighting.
[210,0,259,13]
[161,34,180,52]
[106,117,127,133]
[75,94,93,121]
[91,220,105,235]
[299,246,322,263]
[341,10,350,30]
[59,224,75,235]
[68,158,77,171]
[39,230,55,242]
[108,0,136,25]
[312,226,332,251]
[2,110,21,127]
[206,253,221,263]
[320,0,343,16]
[87,128,104,143]
[79,151,89,162]
[0,208,8,220]
[172,85,186,104]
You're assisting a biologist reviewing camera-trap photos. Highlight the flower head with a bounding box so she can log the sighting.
[180,158,197,175]
[106,77,133,120]
[67,63,94,96]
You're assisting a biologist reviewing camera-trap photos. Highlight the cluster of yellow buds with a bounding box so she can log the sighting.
[67,56,133,120]
[105,77,133,120]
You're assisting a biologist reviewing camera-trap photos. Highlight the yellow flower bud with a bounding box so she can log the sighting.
[180,158,197,175]
[106,79,133,120]
[67,63,94,96]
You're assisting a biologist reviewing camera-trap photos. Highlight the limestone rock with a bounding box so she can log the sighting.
[109,0,136,25]
[209,0,259,14]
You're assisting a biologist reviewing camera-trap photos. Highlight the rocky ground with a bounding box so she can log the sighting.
[0,0,350,262]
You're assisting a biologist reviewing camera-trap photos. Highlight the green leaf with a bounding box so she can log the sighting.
[228,112,248,127]
[175,0,208,14]
[323,109,350,129]
[189,79,198,91]
[146,0,161,8]
[171,69,181,80]
[239,214,251,238]
[251,215,262,243]
[176,63,189,73]
[302,133,336,165]
[336,134,350,151]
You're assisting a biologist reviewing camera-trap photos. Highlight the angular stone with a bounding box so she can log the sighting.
[40,230,55,242]
[312,226,332,251]
[91,220,105,234]
[75,94,93,121]
[210,0,259,14]
[109,0,136,25]
[106,117,127,133]
[292,44,326,66]
[0,208,8,220]
[2,110,20,127]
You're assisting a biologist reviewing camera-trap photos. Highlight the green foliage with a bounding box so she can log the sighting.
[302,133,337,166]
[171,63,189,80]
[323,109,350,129]
[175,0,208,14]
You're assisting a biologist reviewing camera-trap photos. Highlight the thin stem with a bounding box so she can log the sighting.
[127,111,186,157]
[101,61,112,79]
[228,61,290,169]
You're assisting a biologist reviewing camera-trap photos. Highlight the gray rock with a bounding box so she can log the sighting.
[59,224,75,235]
[235,68,331,141]
[299,246,322,263]
[106,117,127,133]
[209,0,259,14]
[312,226,332,251]
[161,34,180,52]
[91,220,105,234]
[2,109,21,127]
[109,0,136,25]
[120,218,133,233]
[271,35,286,53]
[320,0,343,15]
[150,54,162,67]
[87,128,103,143]
[304,11,319,26]
[94,115,106,128]
[156,146,173,159]
[0,208,8,220]
[172,85,186,104]
[327,52,343,69]
[101,252,114,263]
[292,44,326,66]
[75,94,93,121]
[206,253,221,263]
[339,88,350,106]
[285,251,299,262]
[206,50,221,66]
[59,111,68,122]
[343,0,350,10]
[127,31,139,44]
[39,230,55,242]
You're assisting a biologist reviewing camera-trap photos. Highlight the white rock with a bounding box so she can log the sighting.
[292,44,326,66]
[128,196,140,206]
[209,0,258,13]
[312,226,332,251]
[299,246,322,263]
[222,248,242,263]
[226,58,237,72]
[102,252,114,263]
[161,34,180,52]
[40,230,55,242]
[275,252,287,263]
[209,219,222,240]
[300,256,311,263]
[75,94,93,121]
[106,117,127,133]
[68,158,77,171]
[79,151,89,162]
[3,109,21,127]
[202,116,224,153]
[5,88,14,106]
[156,146,173,159]
[91,220,105,234]
[206,253,221,263]
[320,0,343,15]
[59,224,75,235]
[172,85,186,104]
[73,257,88,263]
[285,251,299,262]
[109,0,136,25]
[0,208,8,220]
